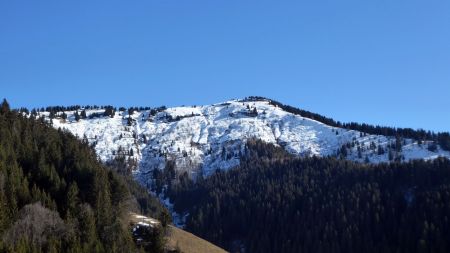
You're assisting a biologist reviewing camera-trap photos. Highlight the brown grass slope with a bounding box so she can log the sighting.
[166,225,227,253]
[129,212,227,253]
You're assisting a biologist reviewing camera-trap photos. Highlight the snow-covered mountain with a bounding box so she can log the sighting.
[41,98,450,186]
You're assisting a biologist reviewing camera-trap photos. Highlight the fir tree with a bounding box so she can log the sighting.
[127,116,133,126]
[103,106,115,118]
[377,146,385,155]
[80,110,87,119]
[74,110,81,122]
[0,99,10,115]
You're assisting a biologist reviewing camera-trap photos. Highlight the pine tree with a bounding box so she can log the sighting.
[0,99,9,115]
[395,136,402,152]
[74,111,81,122]
[159,209,172,227]
[339,145,348,158]
[49,110,56,119]
[221,146,226,159]
[103,106,115,118]
[388,150,394,161]
[0,173,9,234]
[377,146,385,155]
[251,107,258,116]
[128,107,135,116]
[66,182,80,219]
[428,142,438,152]
[80,110,87,119]
[77,204,97,247]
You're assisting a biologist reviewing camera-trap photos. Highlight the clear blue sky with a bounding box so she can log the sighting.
[1,1,449,132]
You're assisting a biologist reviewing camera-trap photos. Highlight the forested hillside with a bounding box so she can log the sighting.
[0,99,167,253]
[168,139,450,253]
[4,95,450,253]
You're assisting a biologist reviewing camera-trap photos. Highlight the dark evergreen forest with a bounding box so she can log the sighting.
[167,139,450,253]
[0,100,167,253]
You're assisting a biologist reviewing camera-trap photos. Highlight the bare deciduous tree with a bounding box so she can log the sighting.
[2,202,69,248]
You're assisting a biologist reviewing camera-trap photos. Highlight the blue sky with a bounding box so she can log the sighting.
[1,1,449,131]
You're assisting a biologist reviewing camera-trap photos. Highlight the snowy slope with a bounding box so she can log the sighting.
[44,98,450,186]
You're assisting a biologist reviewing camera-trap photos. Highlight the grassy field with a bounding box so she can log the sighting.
[166,225,227,253]
[129,212,227,253]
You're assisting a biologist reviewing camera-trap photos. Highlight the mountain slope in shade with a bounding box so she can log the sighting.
[39,98,450,187]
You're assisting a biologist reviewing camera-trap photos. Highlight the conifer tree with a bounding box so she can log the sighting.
[74,110,81,122]
[395,136,402,152]
[65,182,80,218]
[49,110,56,119]
[103,106,115,118]
[80,110,87,119]
[377,146,385,155]
[0,99,9,115]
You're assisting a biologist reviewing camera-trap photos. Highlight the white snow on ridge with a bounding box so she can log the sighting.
[46,99,450,186]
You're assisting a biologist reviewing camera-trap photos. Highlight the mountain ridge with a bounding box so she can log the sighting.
[23,97,450,185]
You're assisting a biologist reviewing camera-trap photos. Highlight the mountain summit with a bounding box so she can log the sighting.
[33,97,450,185]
